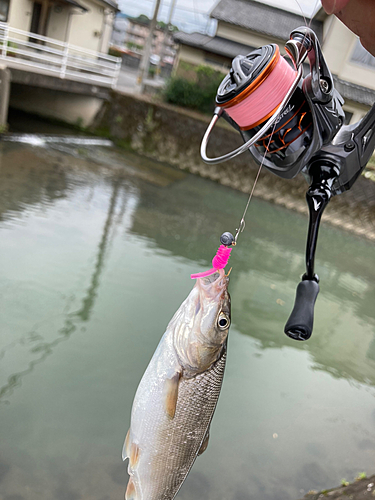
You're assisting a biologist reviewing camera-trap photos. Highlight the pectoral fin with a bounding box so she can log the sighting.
[122,429,131,461]
[198,427,210,456]
[164,371,181,419]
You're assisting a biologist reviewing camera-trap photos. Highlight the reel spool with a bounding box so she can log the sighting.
[201,27,375,341]
[216,44,313,159]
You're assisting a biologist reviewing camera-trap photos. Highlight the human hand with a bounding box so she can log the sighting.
[321,0,375,56]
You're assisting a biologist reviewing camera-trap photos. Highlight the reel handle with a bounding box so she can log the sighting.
[284,279,320,341]
[284,160,339,341]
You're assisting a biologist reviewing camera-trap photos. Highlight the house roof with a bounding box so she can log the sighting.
[210,0,323,42]
[333,76,375,107]
[98,0,119,10]
[63,0,88,12]
[174,32,255,59]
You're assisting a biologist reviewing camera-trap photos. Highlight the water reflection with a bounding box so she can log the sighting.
[0,150,139,402]
[0,142,374,392]
[0,141,374,500]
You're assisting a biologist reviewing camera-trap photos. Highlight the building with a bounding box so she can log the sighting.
[123,16,176,64]
[1,0,118,53]
[173,0,375,124]
[111,11,129,47]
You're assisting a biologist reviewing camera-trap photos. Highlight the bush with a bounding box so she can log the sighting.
[164,64,224,114]
[108,47,122,58]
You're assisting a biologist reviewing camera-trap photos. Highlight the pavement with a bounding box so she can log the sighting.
[115,65,166,94]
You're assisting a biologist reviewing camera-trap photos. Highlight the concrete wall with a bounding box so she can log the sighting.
[90,91,375,240]
[10,84,104,126]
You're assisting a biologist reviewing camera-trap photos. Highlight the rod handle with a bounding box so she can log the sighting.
[284,280,320,341]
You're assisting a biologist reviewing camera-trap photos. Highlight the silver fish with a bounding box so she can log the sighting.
[123,269,231,500]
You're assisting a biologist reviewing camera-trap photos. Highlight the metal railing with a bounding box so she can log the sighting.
[0,22,122,88]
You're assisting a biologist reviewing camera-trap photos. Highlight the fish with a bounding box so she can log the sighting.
[122,269,231,500]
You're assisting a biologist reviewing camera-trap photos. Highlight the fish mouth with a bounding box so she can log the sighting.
[197,269,229,299]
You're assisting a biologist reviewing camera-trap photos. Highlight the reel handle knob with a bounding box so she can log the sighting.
[284,279,320,341]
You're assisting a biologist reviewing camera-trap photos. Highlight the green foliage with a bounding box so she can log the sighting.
[75,117,84,130]
[356,472,367,481]
[164,64,224,114]
[156,21,179,33]
[131,14,150,25]
[341,479,349,487]
[108,47,122,57]
[0,40,18,57]
[126,41,143,51]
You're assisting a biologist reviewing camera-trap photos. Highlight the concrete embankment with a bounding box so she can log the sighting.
[92,91,375,240]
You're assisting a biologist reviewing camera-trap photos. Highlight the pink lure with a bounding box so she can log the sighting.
[191,245,232,279]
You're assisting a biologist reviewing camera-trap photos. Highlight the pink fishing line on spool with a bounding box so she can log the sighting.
[191,245,232,279]
[220,50,296,130]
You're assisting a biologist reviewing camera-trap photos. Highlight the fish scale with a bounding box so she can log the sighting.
[124,271,230,500]
[147,350,227,500]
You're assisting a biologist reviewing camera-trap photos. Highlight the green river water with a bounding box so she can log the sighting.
[0,139,375,500]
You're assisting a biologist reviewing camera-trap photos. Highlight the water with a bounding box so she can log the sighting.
[0,139,374,500]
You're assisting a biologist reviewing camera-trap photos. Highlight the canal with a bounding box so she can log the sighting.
[0,138,374,500]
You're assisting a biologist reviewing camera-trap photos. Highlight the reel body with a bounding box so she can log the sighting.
[201,27,375,340]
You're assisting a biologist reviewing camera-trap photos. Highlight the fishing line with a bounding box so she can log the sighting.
[191,0,319,280]
[233,121,277,245]
[190,125,276,280]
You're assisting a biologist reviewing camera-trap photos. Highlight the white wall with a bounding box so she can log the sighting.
[46,4,70,42]
[8,0,33,31]
[216,22,286,53]
[100,10,114,53]
[7,0,114,53]
[323,16,375,90]
[68,0,111,53]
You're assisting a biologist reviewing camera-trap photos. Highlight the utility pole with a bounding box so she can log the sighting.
[156,0,177,79]
[137,0,162,93]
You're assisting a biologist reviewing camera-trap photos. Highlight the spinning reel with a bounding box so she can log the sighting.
[201,27,375,341]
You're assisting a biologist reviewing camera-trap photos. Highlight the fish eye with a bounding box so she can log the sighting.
[217,312,230,330]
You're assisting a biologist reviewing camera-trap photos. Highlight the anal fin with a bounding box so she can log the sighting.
[164,371,181,419]
[125,477,137,500]
[198,427,210,456]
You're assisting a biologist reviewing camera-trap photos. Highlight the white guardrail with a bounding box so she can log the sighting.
[0,22,122,88]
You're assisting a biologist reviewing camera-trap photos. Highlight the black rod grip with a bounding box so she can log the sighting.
[284,280,320,341]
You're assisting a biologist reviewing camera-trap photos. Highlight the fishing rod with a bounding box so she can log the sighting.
[200,26,375,341]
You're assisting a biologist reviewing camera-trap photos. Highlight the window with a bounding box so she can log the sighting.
[351,39,375,70]
[0,0,10,22]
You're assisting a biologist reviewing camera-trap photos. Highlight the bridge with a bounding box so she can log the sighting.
[0,22,122,129]
[0,22,121,88]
